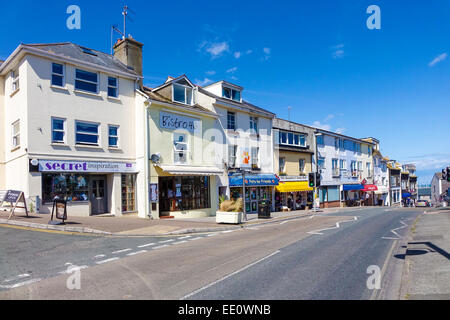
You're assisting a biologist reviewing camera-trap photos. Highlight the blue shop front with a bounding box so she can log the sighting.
[229,174,279,213]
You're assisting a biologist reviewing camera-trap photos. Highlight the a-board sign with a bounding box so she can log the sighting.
[55,201,67,220]
[0,190,6,202]
[4,190,22,203]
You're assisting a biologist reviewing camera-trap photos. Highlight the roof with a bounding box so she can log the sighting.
[1,42,140,78]
[142,86,218,117]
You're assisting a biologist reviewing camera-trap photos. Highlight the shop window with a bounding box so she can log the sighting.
[121,174,136,213]
[42,173,89,203]
[159,176,210,212]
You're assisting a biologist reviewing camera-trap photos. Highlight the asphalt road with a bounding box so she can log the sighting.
[0,207,423,299]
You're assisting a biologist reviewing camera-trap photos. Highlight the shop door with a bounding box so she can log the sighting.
[91,176,107,215]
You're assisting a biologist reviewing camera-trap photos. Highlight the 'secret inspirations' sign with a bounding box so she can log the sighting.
[160,111,199,132]
[39,160,137,173]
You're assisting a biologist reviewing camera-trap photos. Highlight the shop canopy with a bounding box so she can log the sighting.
[276,181,313,193]
[229,174,279,187]
[157,165,223,176]
[402,192,411,198]
[374,186,389,194]
[343,184,364,191]
[362,185,378,192]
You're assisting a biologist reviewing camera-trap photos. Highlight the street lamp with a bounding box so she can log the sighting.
[313,132,322,213]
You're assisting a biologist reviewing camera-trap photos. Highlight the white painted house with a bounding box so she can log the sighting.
[0,39,149,217]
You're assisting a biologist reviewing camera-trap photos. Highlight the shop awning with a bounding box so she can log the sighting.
[276,181,313,193]
[374,186,389,194]
[362,185,378,192]
[343,184,364,191]
[402,192,411,198]
[157,165,223,176]
[229,174,279,187]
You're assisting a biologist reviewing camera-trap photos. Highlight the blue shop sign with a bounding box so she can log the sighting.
[229,174,279,187]
[343,184,364,191]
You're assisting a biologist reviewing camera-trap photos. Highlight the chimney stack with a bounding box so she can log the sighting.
[113,37,143,88]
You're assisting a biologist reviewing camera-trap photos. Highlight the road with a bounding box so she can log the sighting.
[0,207,422,299]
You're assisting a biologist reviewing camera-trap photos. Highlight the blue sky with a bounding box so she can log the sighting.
[2,0,449,184]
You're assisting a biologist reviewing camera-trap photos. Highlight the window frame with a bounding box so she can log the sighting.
[251,147,259,169]
[108,124,120,148]
[11,69,20,93]
[107,76,119,98]
[173,132,189,164]
[51,117,66,144]
[279,131,306,147]
[228,145,237,168]
[11,120,20,149]
[279,157,286,173]
[227,111,236,130]
[299,158,305,173]
[222,86,241,102]
[75,68,99,94]
[172,83,193,105]
[250,116,259,134]
[51,63,65,87]
[75,120,100,146]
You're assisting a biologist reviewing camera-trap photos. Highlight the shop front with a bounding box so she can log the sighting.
[374,186,389,206]
[275,180,313,211]
[229,174,279,213]
[37,159,138,216]
[342,184,364,207]
[362,184,378,206]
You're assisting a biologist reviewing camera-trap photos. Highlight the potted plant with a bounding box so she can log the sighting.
[216,198,244,224]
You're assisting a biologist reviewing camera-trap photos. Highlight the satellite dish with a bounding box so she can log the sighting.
[151,153,161,164]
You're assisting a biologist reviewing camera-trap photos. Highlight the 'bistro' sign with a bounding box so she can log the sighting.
[160,111,199,133]
[39,160,137,173]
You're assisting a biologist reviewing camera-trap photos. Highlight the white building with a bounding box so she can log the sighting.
[314,129,375,208]
[0,39,149,217]
[431,171,450,206]
[197,81,277,213]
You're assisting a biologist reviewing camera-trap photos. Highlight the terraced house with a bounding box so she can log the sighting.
[272,118,315,211]
[0,38,148,217]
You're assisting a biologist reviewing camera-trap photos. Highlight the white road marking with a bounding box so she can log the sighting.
[207,233,218,237]
[181,250,281,300]
[138,243,156,248]
[221,230,235,234]
[96,257,119,264]
[3,274,30,283]
[188,237,203,241]
[178,236,192,239]
[58,265,88,274]
[94,254,106,259]
[159,239,175,244]
[126,250,147,256]
[307,216,358,235]
[112,248,132,254]
[382,220,409,240]
[172,240,188,245]
[0,278,42,289]
[153,244,169,250]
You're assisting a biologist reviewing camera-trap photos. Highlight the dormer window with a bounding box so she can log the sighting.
[222,86,241,102]
[173,83,193,105]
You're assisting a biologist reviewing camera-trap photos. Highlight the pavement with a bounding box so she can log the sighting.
[401,209,450,300]
[0,206,365,236]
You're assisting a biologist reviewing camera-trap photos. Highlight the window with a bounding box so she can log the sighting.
[121,174,136,213]
[299,159,305,173]
[75,121,99,145]
[42,173,89,203]
[174,133,189,164]
[251,147,259,169]
[317,135,324,145]
[335,138,339,149]
[108,125,119,148]
[279,157,286,173]
[356,143,361,154]
[223,86,241,102]
[108,77,118,98]
[279,131,306,147]
[11,69,19,92]
[51,118,66,144]
[358,161,363,171]
[228,145,237,168]
[227,112,236,130]
[351,161,357,177]
[173,83,193,105]
[51,63,64,87]
[340,159,346,170]
[159,176,210,212]
[75,69,98,93]
[250,117,258,134]
[332,159,339,177]
[12,120,20,148]
[339,139,344,150]
[366,162,371,176]
[318,157,325,169]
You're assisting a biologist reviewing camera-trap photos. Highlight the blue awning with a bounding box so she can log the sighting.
[402,192,411,198]
[229,174,279,187]
[343,184,364,191]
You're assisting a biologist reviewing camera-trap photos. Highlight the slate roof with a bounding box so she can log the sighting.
[22,42,139,77]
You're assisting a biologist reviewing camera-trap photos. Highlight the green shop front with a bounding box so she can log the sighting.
[229,174,279,213]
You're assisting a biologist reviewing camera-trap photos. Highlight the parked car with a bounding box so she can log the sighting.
[416,200,430,207]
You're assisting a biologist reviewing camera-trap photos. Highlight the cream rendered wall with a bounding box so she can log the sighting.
[148,101,218,219]
[358,143,374,183]
[0,75,5,189]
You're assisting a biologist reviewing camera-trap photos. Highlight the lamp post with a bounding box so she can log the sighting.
[313,132,322,213]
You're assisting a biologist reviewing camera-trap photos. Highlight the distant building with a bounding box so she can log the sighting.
[431,172,450,206]
[418,187,431,202]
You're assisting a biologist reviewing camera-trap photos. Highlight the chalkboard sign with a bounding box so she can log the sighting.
[4,190,22,203]
[0,190,6,202]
